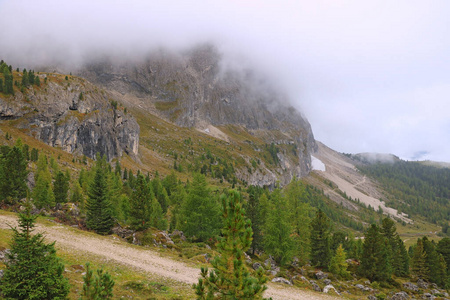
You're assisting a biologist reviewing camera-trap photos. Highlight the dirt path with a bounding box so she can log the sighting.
[0,214,338,300]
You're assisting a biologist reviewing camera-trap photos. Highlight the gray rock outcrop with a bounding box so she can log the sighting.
[78,45,316,186]
[0,76,139,161]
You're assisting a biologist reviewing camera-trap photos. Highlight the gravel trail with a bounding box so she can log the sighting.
[0,214,338,300]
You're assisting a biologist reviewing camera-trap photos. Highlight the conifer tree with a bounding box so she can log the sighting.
[360,224,392,281]
[150,197,166,230]
[244,185,263,255]
[194,190,268,299]
[285,177,311,264]
[22,69,29,87]
[310,209,331,268]
[0,210,70,299]
[329,244,350,279]
[54,170,69,203]
[422,237,440,283]
[129,173,152,230]
[263,188,294,265]
[180,173,220,241]
[0,145,28,204]
[86,161,114,235]
[81,262,114,300]
[437,238,450,273]
[411,238,429,280]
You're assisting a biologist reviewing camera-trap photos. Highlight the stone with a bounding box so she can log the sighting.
[323,284,339,295]
[0,269,4,279]
[170,230,186,242]
[355,284,365,290]
[391,292,410,300]
[323,279,331,285]
[315,270,328,280]
[368,296,377,300]
[252,262,262,270]
[271,277,292,285]
[417,279,429,289]
[311,282,322,292]
[421,293,435,300]
[403,282,419,292]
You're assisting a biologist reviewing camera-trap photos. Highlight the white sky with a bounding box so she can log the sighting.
[1,0,449,162]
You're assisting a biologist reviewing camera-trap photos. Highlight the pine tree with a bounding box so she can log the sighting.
[129,173,152,230]
[180,173,221,241]
[329,244,350,279]
[86,162,114,235]
[437,238,450,273]
[0,210,70,299]
[81,262,114,300]
[194,190,268,299]
[422,237,440,283]
[54,171,69,203]
[310,209,331,268]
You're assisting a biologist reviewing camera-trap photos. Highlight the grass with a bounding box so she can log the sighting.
[0,211,195,299]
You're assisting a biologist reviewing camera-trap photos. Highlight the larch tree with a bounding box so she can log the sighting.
[180,173,221,241]
[194,190,268,299]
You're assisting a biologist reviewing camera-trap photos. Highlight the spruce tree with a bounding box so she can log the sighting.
[194,190,268,299]
[411,238,429,280]
[54,171,69,203]
[0,210,70,299]
[86,162,114,235]
[437,238,450,273]
[0,145,28,204]
[129,173,152,230]
[360,224,392,281]
[22,69,29,87]
[310,209,331,268]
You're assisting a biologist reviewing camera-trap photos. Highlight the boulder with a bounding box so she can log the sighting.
[271,277,292,285]
[417,279,429,289]
[310,281,322,292]
[421,293,435,300]
[323,279,331,285]
[170,230,186,242]
[368,296,377,300]
[252,262,262,270]
[391,291,410,300]
[323,284,339,295]
[403,282,419,292]
[315,270,328,280]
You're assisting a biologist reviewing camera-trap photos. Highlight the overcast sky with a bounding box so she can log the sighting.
[1,0,449,162]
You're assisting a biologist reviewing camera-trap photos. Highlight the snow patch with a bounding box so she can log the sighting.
[311,156,326,172]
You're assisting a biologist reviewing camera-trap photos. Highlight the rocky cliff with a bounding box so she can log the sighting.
[0,74,139,161]
[77,45,316,183]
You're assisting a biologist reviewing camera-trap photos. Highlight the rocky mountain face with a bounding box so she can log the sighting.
[0,74,139,161]
[77,45,316,183]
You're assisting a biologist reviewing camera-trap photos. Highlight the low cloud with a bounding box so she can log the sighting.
[1,0,449,161]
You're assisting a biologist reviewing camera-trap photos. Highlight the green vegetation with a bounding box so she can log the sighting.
[357,160,450,225]
[0,210,70,299]
[194,190,268,299]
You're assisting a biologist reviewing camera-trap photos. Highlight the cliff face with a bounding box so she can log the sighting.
[0,74,139,161]
[78,45,316,183]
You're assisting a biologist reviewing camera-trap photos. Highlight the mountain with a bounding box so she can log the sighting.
[75,45,316,186]
[0,72,139,161]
